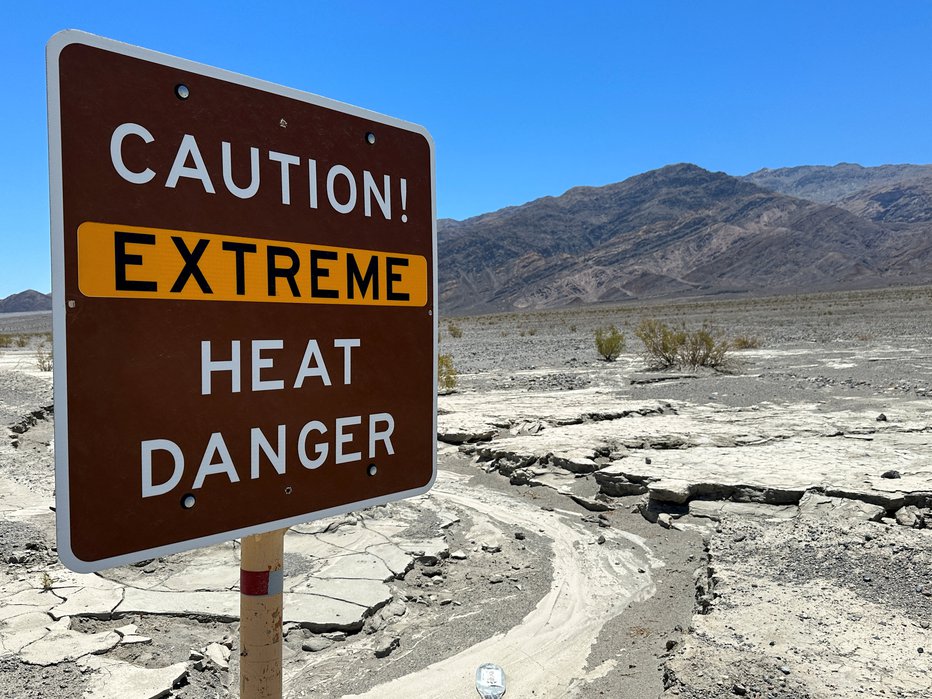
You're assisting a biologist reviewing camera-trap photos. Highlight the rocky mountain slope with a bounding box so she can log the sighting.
[0,290,51,314]
[834,177,932,223]
[438,164,932,314]
[742,163,932,204]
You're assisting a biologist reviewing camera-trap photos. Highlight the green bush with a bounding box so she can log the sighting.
[594,324,625,361]
[678,325,730,369]
[635,319,683,368]
[438,352,457,391]
[636,319,731,370]
[0,334,11,349]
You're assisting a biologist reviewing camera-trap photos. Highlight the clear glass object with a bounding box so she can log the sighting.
[475,663,506,698]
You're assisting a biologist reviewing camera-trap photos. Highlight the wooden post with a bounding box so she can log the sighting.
[240,528,287,699]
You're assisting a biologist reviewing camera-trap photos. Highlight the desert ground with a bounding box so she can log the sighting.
[1,285,931,698]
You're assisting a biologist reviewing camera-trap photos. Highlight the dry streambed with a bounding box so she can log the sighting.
[434,326,932,698]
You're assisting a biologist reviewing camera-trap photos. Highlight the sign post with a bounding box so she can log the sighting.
[240,529,287,698]
[47,30,436,696]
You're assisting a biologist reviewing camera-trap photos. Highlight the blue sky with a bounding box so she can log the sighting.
[3,1,932,297]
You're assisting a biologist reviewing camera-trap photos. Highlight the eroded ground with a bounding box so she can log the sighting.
[1,287,931,698]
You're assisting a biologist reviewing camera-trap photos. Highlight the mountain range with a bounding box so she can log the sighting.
[439,163,932,313]
[6,162,932,315]
[0,290,51,314]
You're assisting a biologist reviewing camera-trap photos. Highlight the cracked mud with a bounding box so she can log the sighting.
[1,287,931,697]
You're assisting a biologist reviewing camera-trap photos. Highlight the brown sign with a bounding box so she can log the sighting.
[47,31,437,572]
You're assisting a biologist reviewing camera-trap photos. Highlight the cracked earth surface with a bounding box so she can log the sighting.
[2,287,932,698]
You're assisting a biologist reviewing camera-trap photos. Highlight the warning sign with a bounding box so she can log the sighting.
[47,31,437,572]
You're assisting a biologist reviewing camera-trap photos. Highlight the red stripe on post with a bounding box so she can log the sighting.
[240,569,270,596]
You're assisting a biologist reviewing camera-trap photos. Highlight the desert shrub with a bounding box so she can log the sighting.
[35,343,53,372]
[527,328,537,336]
[594,324,625,362]
[14,334,28,348]
[635,319,684,368]
[438,352,457,391]
[678,325,730,369]
[636,319,731,370]
[447,322,463,339]
[732,335,761,350]
[0,334,12,349]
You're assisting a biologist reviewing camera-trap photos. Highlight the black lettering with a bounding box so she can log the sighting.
[222,241,258,296]
[310,249,339,299]
[267,246,301,297]
[170,237,213,294]
[114,231,157,292]
[386,256,409,301]
[346,253,379,300]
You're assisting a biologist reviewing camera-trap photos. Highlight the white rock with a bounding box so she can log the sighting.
[79,655,187,699]
[117,588,238,620]
[0,610,57,654]
[20,623,120,666]
[205,642,231,669]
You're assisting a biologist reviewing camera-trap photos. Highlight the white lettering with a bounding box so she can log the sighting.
[293,340,331,388]
[298,421,328,469]
[368,413,395,458]
[201,340,241,395]
[335,416,362,464]
[221,142,260,198]
[193,432,240,488]
[269,150,300,205]
[363,170,391,219]
[107,125,405,217]
[111,123,156,185]
[308,159,319,209]
[326,164,357,214]
[251,340,284,392]
[165,134,216,193]
[251,425,286,479]
[333,338,360,385]
[141,439,184,498]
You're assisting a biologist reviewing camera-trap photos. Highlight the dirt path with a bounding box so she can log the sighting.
[345,470,657,698]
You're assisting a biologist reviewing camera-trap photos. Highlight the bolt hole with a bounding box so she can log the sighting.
[285,486,293,495]
[368,464,378,476]
[175,84,190,100]
[181,493,196,509]
[365,132,376,145]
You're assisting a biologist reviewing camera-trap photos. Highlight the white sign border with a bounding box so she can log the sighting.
[47,29,438,573]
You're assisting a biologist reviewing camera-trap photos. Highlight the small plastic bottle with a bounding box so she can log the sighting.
[475,662,506,698]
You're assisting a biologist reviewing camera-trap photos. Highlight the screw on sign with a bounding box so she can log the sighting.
[47,31,436,699]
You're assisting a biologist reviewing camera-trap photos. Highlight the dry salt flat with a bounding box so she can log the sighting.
[430,291,932,699]
[4,288,932,698]
[0,327,664,698]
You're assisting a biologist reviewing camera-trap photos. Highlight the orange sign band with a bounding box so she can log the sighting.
[77,222,429,307]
